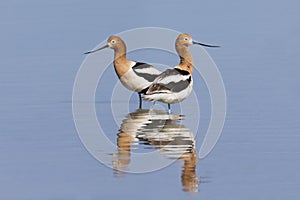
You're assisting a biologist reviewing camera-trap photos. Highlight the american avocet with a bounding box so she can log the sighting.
[85,36,161,109]
[143,33,219,112]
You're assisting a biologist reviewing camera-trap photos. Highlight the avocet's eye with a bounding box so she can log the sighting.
[111,40,116,44]
[184,37,188,41]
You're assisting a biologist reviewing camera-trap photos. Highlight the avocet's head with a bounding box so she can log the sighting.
[176,33,220,48]
[107,36,125,50]
[84,35,126,54]
[176,33,193,47]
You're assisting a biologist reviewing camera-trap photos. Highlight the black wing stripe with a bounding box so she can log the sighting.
[174,68,190,76]
[147,78,191,94]
[133,71,159,82]
[132,62,148,69]
[132,62,160,82]
[165,79,191,93]
[146,68,191,94]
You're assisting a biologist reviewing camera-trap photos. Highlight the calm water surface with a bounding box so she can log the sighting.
[1,0,300,199]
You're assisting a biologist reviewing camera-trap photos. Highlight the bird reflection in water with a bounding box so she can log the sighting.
[113,109,199,192]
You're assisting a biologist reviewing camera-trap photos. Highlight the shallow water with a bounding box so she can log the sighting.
[1,0,300,199]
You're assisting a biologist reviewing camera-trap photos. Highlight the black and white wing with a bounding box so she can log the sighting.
[146,68,191,94]
[132,62,161,82]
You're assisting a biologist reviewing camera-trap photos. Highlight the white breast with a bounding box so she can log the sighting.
[120,68,151,92]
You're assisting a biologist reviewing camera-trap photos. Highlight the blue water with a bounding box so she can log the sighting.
[1,0,300,199]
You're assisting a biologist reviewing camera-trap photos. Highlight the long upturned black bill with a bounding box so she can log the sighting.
[192,41,220,48]
[84,44,109,54]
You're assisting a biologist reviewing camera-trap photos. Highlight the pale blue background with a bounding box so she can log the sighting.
[1,0,300,199]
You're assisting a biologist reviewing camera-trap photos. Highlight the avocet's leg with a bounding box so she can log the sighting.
[150,101,156,111]
[138,93,142,109]
[168,104,171,114]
